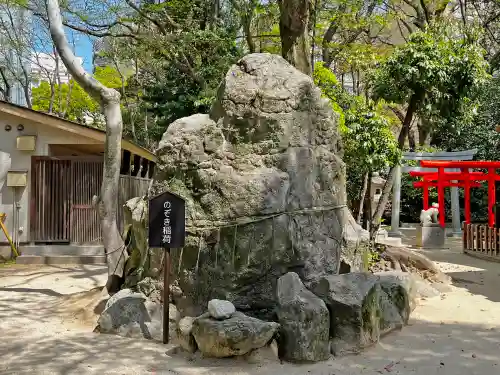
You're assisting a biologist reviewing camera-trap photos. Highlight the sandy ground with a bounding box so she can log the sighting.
[1,236,500,375]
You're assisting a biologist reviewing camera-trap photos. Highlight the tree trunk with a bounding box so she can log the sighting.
[62,80,73,119]
[278,0,312,75]
[362,171,373,231]
[243,17,256,53]
[310,0,319,72]
[408,127,416,151]
[0,67,11,102]
[356,172,369,224]
[46,0,128,293]
[48,79,55,113]
[370,93,420,237]
[418,118,432,146]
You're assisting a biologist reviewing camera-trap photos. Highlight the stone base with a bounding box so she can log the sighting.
[388,230,402,238]
[416,224,445,248]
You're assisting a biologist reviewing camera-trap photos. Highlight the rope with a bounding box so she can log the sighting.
[184,203,348,234]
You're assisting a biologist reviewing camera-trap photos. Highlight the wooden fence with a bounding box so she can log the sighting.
[462,223,500,261]
[31,156,150,245]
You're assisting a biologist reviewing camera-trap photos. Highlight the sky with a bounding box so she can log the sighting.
[67,30,94,72]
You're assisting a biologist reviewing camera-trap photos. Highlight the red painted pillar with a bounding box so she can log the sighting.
[464,168,471,224]
[438,167,445,228]
[423,181,429,210]
[488,168,496,227]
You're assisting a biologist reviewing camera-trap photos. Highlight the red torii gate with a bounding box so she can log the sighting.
[409,160,500,228]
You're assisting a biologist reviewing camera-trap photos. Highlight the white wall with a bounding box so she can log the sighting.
[0,113,99,243]
[31,52,83,87]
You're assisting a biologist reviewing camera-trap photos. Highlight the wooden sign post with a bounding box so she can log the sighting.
[148,192,186,344]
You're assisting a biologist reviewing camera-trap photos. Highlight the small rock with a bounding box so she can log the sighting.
[176,317,198,353]
[472,353,477,358]
[207,299,236,320]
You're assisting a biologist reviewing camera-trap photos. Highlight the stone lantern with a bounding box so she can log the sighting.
[370,172,386,216]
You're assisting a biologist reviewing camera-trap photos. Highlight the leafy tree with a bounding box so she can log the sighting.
[31,66,124,127]
[369,22,490,229]
[430,76,500,222]
[140,30,240,140]
[314,62,400,226]
[32,80,99,123]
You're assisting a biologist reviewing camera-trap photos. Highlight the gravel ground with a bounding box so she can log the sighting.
[1,238,500,375]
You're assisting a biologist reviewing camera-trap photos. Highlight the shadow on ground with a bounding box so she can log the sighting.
[401,228,500,303]
[0,319,499,375]
[0,264,107,290]
[1,252,499,374]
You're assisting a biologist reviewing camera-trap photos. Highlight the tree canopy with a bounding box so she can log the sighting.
[3,0,500,225]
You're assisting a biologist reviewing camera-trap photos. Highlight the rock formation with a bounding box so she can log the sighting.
[310,272,412,355]
[153,53,365,320]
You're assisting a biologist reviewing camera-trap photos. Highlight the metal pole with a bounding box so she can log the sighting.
[163,249,171,344]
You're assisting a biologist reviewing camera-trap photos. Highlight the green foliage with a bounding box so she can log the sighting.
[362,246,380,271]
[314,61,400,205]
[141,29,240,139]
[32,80,99,123]
[31,66,124,126]
[429,77,500,222]
[370,23,489,127]
[314,62,400,173]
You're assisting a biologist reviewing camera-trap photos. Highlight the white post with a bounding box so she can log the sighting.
[389,164,402,237]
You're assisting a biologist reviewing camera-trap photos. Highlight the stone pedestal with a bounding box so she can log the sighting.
[416,224,445,248]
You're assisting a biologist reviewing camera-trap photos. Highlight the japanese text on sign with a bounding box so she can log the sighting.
[163,201,172,244]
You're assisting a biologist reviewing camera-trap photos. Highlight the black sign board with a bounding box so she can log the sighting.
[148,191,186,248]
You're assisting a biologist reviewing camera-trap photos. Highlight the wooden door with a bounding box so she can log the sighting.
[70,159,103,244]
[31,157,71,242]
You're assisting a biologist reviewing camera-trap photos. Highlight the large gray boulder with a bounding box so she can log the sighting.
[276,272,330,362]
[310,272,411,355]
[191,311,280,357]
[153,53,362,320]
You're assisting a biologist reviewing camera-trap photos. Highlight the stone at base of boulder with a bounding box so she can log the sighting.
[311,272,412,356]
[96,288,179,342]
[191,311,280,358]
[176,316,198,353]
[276,272,330,362]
